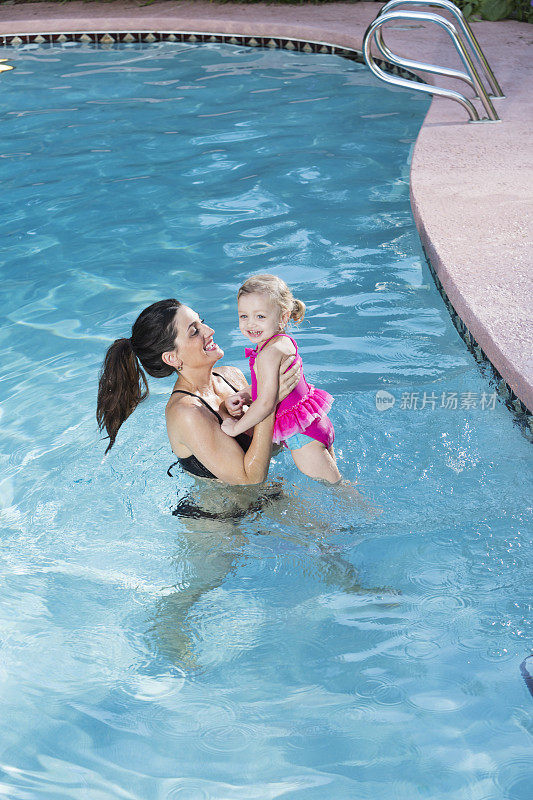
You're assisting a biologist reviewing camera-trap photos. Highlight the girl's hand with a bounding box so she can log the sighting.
[221,418,238,437]
[278,356,301,402]
[225,390,250,417]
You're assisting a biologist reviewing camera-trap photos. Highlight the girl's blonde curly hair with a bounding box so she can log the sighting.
[237,274,306,325]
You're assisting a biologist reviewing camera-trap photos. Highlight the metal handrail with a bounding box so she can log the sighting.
[376,0,504,98]
[362,11,500,122]
[374,24,480,94]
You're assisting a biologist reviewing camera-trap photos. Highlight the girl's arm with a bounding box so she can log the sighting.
[221,347,282,438]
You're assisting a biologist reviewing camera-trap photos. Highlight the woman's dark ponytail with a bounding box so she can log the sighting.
[97,338,147,453]
[97,299,181,452]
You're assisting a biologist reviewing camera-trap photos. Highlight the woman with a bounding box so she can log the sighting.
[96,300,385,668]
[96,298,299,485]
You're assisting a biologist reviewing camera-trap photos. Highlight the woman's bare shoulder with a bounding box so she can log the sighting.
[165,393,216,454]
[165,390,204,422]
[214,364,248,389]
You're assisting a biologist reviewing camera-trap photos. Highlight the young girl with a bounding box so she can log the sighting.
[221,274,341,484]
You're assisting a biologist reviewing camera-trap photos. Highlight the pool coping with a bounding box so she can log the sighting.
[1,2,531,439]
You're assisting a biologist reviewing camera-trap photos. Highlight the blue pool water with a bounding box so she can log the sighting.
[0,41,532,799]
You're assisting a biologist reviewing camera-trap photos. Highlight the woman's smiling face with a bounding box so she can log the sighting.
[172,305,223,370]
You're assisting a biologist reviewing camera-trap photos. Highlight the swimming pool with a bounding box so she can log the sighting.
[0,39,531,799]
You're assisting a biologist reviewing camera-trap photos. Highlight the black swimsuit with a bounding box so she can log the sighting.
[167,372,251,481]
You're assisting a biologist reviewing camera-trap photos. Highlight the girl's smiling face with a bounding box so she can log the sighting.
[238,292,287,347]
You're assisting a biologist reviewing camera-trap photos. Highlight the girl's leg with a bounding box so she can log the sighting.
[290,439,341,484]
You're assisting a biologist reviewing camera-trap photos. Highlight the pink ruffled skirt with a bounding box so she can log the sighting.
[273,386,334,447]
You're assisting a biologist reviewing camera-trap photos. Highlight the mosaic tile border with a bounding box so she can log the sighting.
[3,28,529,436]
[0,29,426,83]
[421,244,533,441]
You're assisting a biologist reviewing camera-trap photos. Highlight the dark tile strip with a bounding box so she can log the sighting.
[421,244,533,440]
[0,31,424,82]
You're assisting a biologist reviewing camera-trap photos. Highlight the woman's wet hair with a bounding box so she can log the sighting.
[237,274,305,324]
[96,299,181,452]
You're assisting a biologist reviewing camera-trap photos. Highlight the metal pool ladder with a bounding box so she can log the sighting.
[362,0,504,122]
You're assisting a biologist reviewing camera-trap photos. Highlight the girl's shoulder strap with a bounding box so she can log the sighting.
[280,332,298,350]
[275,332,299,374]
[258,331,297,354]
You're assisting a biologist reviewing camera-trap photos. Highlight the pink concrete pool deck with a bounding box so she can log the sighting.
[2,1,532,415]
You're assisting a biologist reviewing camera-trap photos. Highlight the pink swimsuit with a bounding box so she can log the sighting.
[246,332,335,449]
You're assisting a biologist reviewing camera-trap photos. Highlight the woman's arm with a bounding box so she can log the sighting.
[221,347,282,438]
[167,401,275,485]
